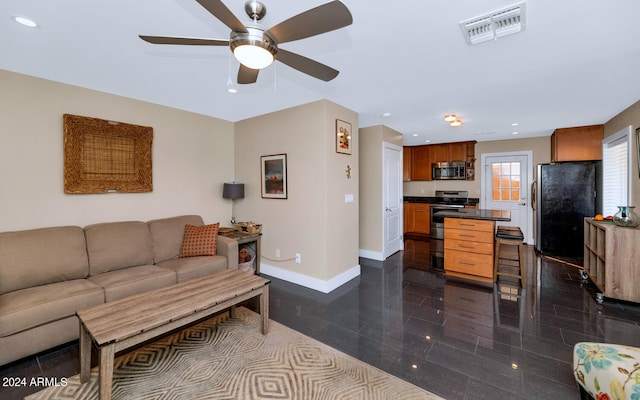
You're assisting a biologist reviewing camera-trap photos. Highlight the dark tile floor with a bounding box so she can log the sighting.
[2,238,640,399]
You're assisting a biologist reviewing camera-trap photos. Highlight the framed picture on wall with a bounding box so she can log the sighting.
[336,119,352,155]
[261,153,287,199]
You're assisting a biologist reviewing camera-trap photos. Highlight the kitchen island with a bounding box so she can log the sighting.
[435,209,511,284]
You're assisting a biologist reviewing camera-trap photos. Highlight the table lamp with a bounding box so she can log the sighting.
[223,182,244,225]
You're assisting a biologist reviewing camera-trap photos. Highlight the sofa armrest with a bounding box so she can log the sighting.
[573,342,640,399]
[216,235,238,270]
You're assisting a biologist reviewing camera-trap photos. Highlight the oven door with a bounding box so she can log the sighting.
[430,205,463,239]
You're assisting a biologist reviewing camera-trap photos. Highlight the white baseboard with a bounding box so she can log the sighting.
[359,249,384,261]
[260,264,361,294]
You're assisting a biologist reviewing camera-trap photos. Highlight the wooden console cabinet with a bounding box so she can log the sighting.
[583,218,640,303]
[444,218,495,283]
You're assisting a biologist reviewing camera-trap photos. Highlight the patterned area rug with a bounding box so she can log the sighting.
[27,307,442,399]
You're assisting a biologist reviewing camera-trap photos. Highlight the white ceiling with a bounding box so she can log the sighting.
[3,0,640,145]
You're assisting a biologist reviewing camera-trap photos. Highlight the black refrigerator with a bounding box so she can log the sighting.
[533,162,601,259]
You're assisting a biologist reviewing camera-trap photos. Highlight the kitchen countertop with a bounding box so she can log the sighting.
[403,196,479,206]
[434,208,511,221]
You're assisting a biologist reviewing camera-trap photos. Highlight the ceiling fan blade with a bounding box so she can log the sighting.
[238,64,259,84]
[277,48,339,81]
[265,1,352,44]
[139,35,229,46]
[196,0,247,33]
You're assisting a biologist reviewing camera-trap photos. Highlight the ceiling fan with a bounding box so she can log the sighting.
[139,0,353,84]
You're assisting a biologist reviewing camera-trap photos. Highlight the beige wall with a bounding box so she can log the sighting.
[403,136,550,198]
[0,70,235,231]
[359,125,403,256]
[604,99,640,208]
[234,100,359,292]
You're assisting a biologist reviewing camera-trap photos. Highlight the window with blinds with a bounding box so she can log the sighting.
[602,126,631,216]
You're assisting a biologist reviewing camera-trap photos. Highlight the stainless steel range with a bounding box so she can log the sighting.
[430,190,469,240]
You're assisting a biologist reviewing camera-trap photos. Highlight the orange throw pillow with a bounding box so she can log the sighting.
[179,223,219,257]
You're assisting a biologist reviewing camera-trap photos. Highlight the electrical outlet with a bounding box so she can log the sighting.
[275,248,280,257]
[295,253,301,264]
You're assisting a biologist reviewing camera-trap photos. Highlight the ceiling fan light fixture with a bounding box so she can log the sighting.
[230,27,277,70]
[233,45,274,69]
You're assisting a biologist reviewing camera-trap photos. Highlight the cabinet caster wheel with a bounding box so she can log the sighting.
[579,269,589,282]
[596,293,604,304]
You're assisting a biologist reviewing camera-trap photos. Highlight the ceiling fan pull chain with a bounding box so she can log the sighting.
[274,61,278,93]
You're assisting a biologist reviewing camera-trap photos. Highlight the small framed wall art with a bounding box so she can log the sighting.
[261,153,287,199]
[336,119,352,155]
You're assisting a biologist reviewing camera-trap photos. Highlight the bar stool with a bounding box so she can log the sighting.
[493,226,526,287]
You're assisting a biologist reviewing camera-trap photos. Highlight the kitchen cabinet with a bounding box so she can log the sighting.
[429,144,450,163]
[403,204,412,233]
[404,141,476,181]
[551,125,603,162]
[583,218,640,303]
[444,217,495,283]
[403,147,412,181]
[410,146,432,181]
[404,203,430,235]
[449,142,467,162]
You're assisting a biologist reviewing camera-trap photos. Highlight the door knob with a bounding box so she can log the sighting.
[519,202,526,206]
[385,207,392,211]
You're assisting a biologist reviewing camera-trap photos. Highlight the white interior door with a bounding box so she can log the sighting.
[481,152,533,243]
[383,142,403,258]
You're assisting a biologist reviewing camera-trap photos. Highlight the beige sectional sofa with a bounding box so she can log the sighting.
[0,215,238,366]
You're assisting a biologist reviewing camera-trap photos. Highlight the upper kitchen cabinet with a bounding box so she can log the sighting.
[429,144,450,163]
[404,141,476,181]
[449,142,468,162]
[551,124,603,162]
[410,145,432,180]
[403,146,412,181]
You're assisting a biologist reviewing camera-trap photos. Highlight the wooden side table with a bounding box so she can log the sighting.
[219,230,262,274]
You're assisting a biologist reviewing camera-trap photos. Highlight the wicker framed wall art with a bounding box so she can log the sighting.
[63,114,153,194]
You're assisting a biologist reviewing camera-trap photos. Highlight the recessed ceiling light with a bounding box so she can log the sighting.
[443,114,457,122]
[13,16,38,28]
[512,131,519,135]
[382,112,391,117]
[412,133,418,137]
[450,119,462,127]
[425,139,431,143]
[511,122,519,126]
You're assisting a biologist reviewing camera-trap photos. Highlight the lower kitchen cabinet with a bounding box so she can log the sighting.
[583,218,640,303]
[444,217,495,283]
[404,203,430,235]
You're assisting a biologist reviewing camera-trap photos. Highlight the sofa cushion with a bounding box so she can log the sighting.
[85,221,154,275]
[87,264,176,302]
[0,226,89,295]
[156,255,228,283]
[180,223,220,258]
[148,215,204,263]
[0,279,104,337]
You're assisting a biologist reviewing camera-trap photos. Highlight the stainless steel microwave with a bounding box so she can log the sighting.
[432,161,466,180]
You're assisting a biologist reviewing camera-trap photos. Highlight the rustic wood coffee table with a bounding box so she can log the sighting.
[77,269,270,400]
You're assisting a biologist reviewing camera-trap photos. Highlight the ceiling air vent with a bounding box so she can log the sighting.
[460,2,526,45]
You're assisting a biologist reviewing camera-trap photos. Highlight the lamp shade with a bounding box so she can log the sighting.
[223,183,245,199]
